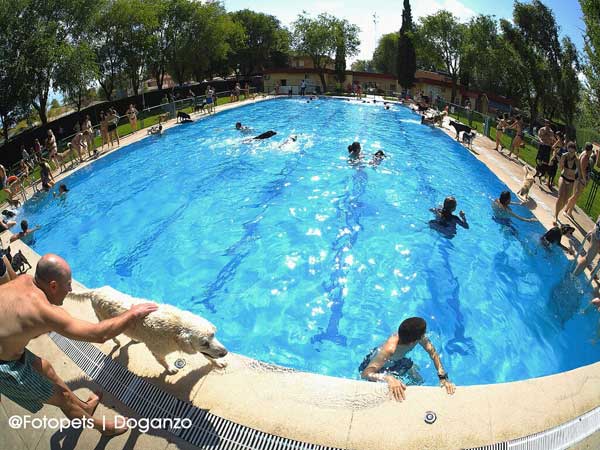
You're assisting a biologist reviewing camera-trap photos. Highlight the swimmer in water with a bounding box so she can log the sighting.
[429,196,469,238]
[347,141,362,161]
[279,135,298,148]
[235,122,251,132]
[360,317,455,401]
[369,150,386,166]
[492,191,537,222]
[53,183,69,198]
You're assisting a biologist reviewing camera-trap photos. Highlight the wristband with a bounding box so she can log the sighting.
[438,372,448,380]
[371,373,387,382]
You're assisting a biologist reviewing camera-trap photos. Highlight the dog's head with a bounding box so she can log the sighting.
[177,321,228,359]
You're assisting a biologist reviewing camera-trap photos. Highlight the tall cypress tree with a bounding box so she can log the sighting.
[397,0,416,90]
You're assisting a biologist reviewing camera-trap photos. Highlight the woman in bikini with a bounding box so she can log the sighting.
[565,143,596,218]
[99,111,110,150]
[495,113,508,151]
[126,104,138,133]
[508,115,524,159]
[554,141,581,224]
[81,114,94,157]
[45,129,59,170]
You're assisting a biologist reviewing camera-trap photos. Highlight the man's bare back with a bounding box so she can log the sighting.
[0,254,158,435]
[0,275,51,360]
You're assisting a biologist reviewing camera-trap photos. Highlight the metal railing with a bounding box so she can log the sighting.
[3,87,259,203]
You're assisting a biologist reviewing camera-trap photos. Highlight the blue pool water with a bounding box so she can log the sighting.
[19,98,600,386]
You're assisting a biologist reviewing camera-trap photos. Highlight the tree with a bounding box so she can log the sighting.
[397,0,416,90]
[93,6,123,101]
[580,0,600,126]
[55,43,99,112]
[108,0,158,96]
[0,0,30,141]
[18,0,97,125]
[418,11,465,102]
[189,2,244,81]
[373,33,398,76]
[501,0,562,129]
[292,13,360,92]
[334,19,360,84]
[558,37,580,131]
[460,15,499,92]
[229,10,291,76]
[351,60,375,72]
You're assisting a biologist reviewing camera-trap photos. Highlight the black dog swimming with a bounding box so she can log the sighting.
[177,111,193,123]
[449,120,472,140]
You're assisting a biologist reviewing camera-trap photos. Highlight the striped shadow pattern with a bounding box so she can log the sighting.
[49,332,342,450]
[464,405,600,450]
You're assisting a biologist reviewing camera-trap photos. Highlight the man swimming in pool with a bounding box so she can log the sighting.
[360,317,455,401]
[235,122,251,132]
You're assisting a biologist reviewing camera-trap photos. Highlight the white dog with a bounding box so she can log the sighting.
[517,166,536,200]
[68,286,228,374]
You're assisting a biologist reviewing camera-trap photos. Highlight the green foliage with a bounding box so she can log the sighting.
[417,11,465,101]
[229,10,291,76]
[579,0,600,130]
[350,60,375,72]
[0,0,31,141]
[292,13,360,91]
[397,0,416,89]
[501,0,562,127]
[373,33,398,76]
[55,43,99,111]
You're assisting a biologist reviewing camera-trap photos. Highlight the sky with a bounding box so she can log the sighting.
[223,0,586,63]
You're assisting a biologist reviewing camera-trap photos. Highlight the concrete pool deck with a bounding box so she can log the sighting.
[1,96,599,450]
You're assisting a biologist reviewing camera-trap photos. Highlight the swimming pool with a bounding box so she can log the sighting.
[20,97,600,386]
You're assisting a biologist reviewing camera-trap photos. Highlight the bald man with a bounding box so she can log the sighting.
[0,254,157,435]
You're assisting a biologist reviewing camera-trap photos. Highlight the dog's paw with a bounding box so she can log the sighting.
[211,359,228,369]
[166,367,179,375]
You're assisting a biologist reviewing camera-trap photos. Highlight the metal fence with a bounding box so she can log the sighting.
[5,88,258,201]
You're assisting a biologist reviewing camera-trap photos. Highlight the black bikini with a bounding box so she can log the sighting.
[561,155,577,183]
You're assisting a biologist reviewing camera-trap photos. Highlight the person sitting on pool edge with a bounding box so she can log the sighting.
[541,224,575,255]
[360,317,455,401]
[429,196,468,238]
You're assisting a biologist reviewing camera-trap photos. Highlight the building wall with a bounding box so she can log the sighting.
[264,72,324,94]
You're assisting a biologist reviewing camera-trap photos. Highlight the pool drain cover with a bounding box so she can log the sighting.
[424,411,437,424]
[174,358,186,369]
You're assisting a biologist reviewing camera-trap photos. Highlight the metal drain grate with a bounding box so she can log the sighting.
[49,332,342,450]
[463,404,600,450]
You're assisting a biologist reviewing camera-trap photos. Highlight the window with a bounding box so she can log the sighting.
[281,79,287,86]
[298,60,304,68]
